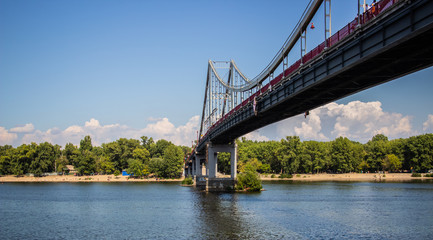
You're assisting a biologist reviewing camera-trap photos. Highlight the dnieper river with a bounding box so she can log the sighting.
[1,181,432,239]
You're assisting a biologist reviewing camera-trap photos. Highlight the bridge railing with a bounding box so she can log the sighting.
[196,0,399,150]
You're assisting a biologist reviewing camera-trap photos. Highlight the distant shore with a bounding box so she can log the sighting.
[261,173,433,182]
[1,173,432,183]
[0,174,182,183]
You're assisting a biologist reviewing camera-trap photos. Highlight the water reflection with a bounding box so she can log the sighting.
[190,189,299,239]
[191,191,244,239]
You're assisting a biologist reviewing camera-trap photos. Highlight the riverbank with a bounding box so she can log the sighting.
[0,174,183,183]
[1,173,432,183]
[261,173,433,182]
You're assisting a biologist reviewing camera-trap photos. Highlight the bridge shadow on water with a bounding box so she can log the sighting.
[189,189,299,239]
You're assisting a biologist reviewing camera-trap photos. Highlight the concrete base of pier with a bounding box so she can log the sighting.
[195,176,207,191]
[194,176,236,192]
[207,178,236,192]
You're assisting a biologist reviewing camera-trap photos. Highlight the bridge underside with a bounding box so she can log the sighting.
[197,0,433,152]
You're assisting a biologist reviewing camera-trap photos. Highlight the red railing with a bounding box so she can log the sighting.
[200,0,398,144]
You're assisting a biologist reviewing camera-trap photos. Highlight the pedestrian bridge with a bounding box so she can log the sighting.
[185,0,433,191]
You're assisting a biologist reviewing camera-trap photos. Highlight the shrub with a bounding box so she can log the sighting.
[271,174,276,178]
[424,173,433,177]
[236,170,262,192]
[279,173,293,179]
[411,173,422,177]
[181,176,194,185]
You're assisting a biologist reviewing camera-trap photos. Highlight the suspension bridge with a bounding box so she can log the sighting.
[184,0,433,191]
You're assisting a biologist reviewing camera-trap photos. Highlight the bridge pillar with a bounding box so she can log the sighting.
[230,142,237,180]
[208,144,217,178]
[186,163,191,177]
[195,155,204,176]
[193,159,197,177]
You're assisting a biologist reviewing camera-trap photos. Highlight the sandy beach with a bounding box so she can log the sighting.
[1,173,432,183]
[261,173,433,182]
[0,174,183,183]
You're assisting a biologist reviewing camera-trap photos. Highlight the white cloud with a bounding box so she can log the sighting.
[242,131,269,142]
[9,123,34,133]
[139,116,200,146]
[0,127,18,145]
[15,116,200,147]
[273,101,416,142]
[423,114,433,132]
[328,101,413,141]
[0,102,426,147]
[84,118,100,128]
[294,110,328,141]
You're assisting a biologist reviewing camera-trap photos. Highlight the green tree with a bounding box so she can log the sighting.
[382,154,402,172]
[102,138,141,171]
[30,142,57,176]
[303,141,331,174]
[10,144,34,176]
[133,148,150,163]
[79,135,93,152]
[56,155,69,174]
[259,164,271,173]
[75,150,96,175]
[358,160,370,173]
[236,163,262,192]
[141,136,155,153]
[403,134,433,172]
[152,139,173,158]
[64,143,80,166]
[217,152,231,174]
[162,145,184,178]
[127,159,147,177]
[240,158,262,173]
[98,156,115,174]
[0,145,14,175]
[330,137,362,173]
[148,158,164,177]
[277,136,303,174]
[365,134,390,172]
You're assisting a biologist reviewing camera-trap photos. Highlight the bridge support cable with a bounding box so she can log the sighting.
[199,60,253,138]
[198,64,211,139]
[250,0,324,85]
[282,56,288,77]
[324,0,332,48]
[301,30,307,65]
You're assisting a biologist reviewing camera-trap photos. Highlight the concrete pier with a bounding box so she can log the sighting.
[188,142,238,192]
[203,142,238,191]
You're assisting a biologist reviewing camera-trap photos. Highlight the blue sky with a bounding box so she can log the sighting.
[1,0,432,147]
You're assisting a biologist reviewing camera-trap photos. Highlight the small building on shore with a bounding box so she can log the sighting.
[65,165,77,175]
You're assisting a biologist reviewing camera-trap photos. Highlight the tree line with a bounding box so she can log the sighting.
[0,136,188,178]
[217,134,433,175]
[1,133,432,178]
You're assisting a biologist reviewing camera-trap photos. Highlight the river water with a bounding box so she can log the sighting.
[1,181,432,239]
